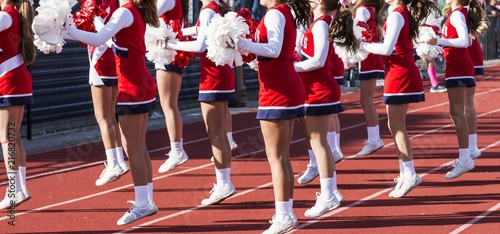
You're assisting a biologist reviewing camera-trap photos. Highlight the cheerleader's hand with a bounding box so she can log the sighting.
[345,62,355,69]
[64,14,74,29]
[226,37,235,49]
[426,38,437,45]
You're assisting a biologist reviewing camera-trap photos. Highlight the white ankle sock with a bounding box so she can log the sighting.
[134,185,149,207]
[320,177,335,201]
[275,201,289,223]
[114,147,126,166]
[469,134,478,152]
[333,171,338,191]
[458,148,470,164]
[367,126,380,143]
[308,150,317,168]
[398,159,405,178]
[402,160,416,179]
[336,133,341,152]
[170,141,183,153]
[215,168,231,186]
[288,199,294,214]
[327,131,336,153]
[7,171,20,193]
[227,132,234,143]
[105,148,117,168]
[147,182,153,203]
[19,166,27,190]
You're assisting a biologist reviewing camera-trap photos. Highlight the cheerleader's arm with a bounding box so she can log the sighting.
[294,21,330,72]
[360,11,403,56]
[157,0,176,17]
[437,12,469,48]
[355,7,371,22]
[0,12,12,32]
[166,8,214,52]
[67,7,133,47]
[237,9,285,58]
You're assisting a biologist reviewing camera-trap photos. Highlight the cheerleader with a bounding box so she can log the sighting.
[156,0,190,173]
[237,0,310,232]
[0,0,34,210]
[67,0,159,225]
[88,0,131,186]
[466,0,487,160]
[164,0,237,205]
[360,0,436,197]
[351,0,386,156]
[430,0,485,179]
[294,0,357,217]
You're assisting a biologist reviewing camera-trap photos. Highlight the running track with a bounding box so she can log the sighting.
[1,65,500,233]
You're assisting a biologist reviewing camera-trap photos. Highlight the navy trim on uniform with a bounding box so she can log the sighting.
[256,107,306,120]
[162,64,186,74]
[0,96,34,107]
[113,46,128,59]
[445,78,476,88]
[116,101,156,115]
[383,93,425,104]
[102,78,118,86]
[335,77,346,85]
[359,71,385,80]
[474,67,484,75]
[300,55,308,61]
[305,103,344,116]
[257,55,271,61]
[199,92,237,102]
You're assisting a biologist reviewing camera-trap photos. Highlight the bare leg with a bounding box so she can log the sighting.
[201,101,231,169]
[305,115,335,178]
[466,86,477,135]
[91,85,120,150]
[156,70,183,142]
[447,86,469,149]
[386,104,412,162]
[360,79,379,128]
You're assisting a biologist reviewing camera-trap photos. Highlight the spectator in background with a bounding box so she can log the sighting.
[251,0,266,19]
[486,0,499,16]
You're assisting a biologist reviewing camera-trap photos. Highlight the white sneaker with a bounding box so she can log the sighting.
[304,192,340,218]
[389,174,422,198]
[445,159,475,179]
[333,150,344,163]
[470,149,481,159]
[119,163,130,176]
[388,177,403,197]
[229,140,238,150]
[201,183,236,205]
[357,139,384,156]
[289,212,298,227]
[158,150,188,173]
[333,189,344,202]
[0,187,30,210]
[262,214,296,234]
[95,163,124,186]
[117,201,158,225]
[297,164,319,184]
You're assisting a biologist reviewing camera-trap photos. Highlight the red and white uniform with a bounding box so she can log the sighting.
[361,6,424,104]
[439,7,475,87]
[0,5,33,107]
[68,2,157,115]
[355,6,384,80]
[238,4,305,119]
[88,0,118,86]
[156,0,185,73]
[295,15,343,116]
[167,2,236,102]
[467,38,484,75]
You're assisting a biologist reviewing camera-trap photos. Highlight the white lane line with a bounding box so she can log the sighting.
[449,202,500,234]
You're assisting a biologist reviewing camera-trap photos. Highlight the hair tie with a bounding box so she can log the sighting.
[339,0,349,6]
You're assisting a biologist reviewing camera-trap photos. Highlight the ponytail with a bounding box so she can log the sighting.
[12,0,36,66]
[468,0,488,36]
[278,0,311,30]
[407,0,438,41]
[133,0,160,27]
[217,1,233,15]
[329,3,359,53]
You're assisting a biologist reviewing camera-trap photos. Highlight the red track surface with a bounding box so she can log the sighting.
[1,65,500,233]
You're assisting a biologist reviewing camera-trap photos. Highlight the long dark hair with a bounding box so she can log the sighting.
[468,0,488,35]
[133,0,160,27]
[329,1,358,53]
[404,0,438,41]
[352,0,385,28]
[217,0,233,15]
[278,0,311,29]
[10,0,36,65]
[181,0,189,20]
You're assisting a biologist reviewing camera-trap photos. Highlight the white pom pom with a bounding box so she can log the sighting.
[334,19,369,67]
[32,0,77,54]
[414,16,444,60]
[145,20,178,65]
[247,59,258,71]
[206,12,250,66]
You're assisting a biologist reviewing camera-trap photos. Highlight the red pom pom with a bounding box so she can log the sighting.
[74,0,115,46]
